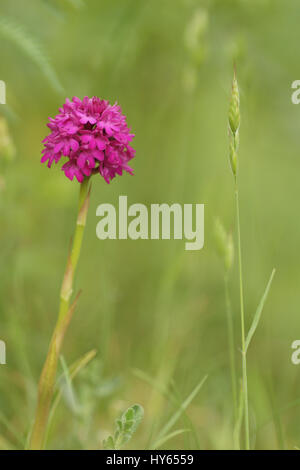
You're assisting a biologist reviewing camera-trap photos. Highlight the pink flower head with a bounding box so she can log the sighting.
[41,96,135,183]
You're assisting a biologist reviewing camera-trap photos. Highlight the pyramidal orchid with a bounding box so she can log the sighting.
[41,96,135,184]
[29,97,135,450]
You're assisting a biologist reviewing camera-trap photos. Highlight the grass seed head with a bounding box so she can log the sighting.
[228,71,240,136]
[228,70,240,177]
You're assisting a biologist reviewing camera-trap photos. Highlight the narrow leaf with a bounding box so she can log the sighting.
[59,356,79,414]
[132,368,171,402]
[45,349,97,446]
[0,411,24,448]
[245,269,276,352]
[67,349,97,380]
[0,434,16,450]
[151,429,189,450]
[151,375,207,449]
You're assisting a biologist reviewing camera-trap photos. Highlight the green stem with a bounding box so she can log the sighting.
[224,274,238,423]
[235,180,250,450]
[29,178,90,450]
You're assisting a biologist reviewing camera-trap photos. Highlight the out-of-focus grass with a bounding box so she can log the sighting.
[1,0,300,449]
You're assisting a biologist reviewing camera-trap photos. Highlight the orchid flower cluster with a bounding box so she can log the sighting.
[41,96,135,183]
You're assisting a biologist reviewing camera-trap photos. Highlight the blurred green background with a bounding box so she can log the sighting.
[0,0,300,450]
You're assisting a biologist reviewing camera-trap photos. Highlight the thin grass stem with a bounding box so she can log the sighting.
[235,180,250,450]
[224,273,238,422]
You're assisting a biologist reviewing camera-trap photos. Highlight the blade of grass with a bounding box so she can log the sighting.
[151,429,190,450]
[0,411,25,448]
[150,375,207,450]
[133,368,201,448]
[132,368,175,404]
[258,395,300,431]
[245,269,276,352]
[59,355,79,414]
[44,349,97,446]
[132,368,180,449]
[0,434,16,450]
[170,380,201,449]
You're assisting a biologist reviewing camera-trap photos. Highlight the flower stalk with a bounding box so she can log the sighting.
[228,70,250,449]
[235,182,249,449]
[29,177,91,450]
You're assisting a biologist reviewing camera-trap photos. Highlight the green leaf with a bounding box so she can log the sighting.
[245,269,276,352]
[44,349,97,447]
[103,404,144,450]
[59,356,79,414]
[151,429,190,450]
[67,349,97,379]
[103,435,115,450]
[0,411,24,448]
[150,375,207,450]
